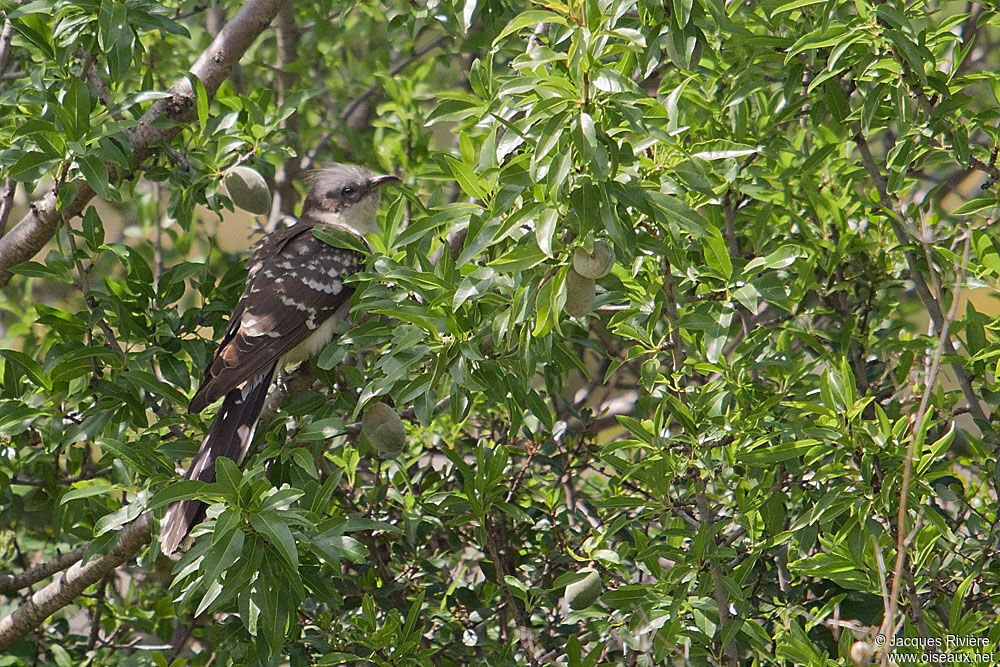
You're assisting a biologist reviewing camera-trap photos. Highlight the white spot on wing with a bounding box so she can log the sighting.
[302,276,341,293]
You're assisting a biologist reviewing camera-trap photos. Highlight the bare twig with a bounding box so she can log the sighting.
[483,511,540,667]
[10,466,113,488]
[661,254,686,380]
[172,4,207,21]
[696,492,738,666]
[206,6,246,95]
[300,34,451,171]
[85,577,108,650]
[879,235,969,665]
[968,155,1000,189]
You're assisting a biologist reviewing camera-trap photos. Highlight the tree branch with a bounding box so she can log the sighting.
[0,177,14,237]
[0,513,153,651]
[880,236,969,663]
[696,492,739,666]
[268,2,303,228]
[853,131,990,429]
[0,0,291,286]
[0,17,14,75]
[0,546,86,596]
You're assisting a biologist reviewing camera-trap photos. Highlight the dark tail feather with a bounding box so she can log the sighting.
[160,364,276,555]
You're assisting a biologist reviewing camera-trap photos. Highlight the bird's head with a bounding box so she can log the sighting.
[301,163,401,237]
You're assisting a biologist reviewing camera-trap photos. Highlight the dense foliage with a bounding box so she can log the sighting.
[1,0,999,664]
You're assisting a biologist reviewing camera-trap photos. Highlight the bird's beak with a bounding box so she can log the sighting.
[371,174,402,189]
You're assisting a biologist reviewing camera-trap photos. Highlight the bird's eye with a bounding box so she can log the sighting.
[342,186,355,197]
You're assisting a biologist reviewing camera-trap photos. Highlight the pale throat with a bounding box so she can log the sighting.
[307,196,380,237]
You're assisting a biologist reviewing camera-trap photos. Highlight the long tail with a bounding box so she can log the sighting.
[160,364,276,555]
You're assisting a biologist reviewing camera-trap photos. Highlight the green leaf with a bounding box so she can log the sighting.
[81,207,105,250]
[312,226,368,253]
[488,244,547,273]
[691,148,758,161]
[187,73,209,131]
[646,191,708,237]
[10,15,54,58]
[214,457,242,501]
[61,483,114,504]
[7,261,63,279]
[0,349,51,391]
[770,0,824,15]
[493,10,567,45]
[579,112,597,155]
[98,437,169,476]
[251,511,299,569]
[202,528,245,589]
[123,369,189,408]
[66,78,93,141]
[535,207,558,257]
[148,480,205,510]
[195,579,225,617]
[662,393,696,432]
[704,304,733,363]
[743,246,804,274]
[965,301,987,356]
[441,155,488,201]
[951,198,999,215]
[703,230,733,279]
[9,151,56,181]
[884,29,931,84]
[672,0,692,26]
[77,155,112,201]
[600,584,648,609]
[785,24,849,62]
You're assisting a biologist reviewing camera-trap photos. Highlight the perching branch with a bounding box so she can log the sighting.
[0,0,291,286]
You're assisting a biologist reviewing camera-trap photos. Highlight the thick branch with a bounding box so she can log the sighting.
[0,513,152,651]
[0,0,290,287]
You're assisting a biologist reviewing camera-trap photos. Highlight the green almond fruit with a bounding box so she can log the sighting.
[223,166,271,214]
[572,240,615,279]
[362,401,406,458]
[565,568,601,610]
[564,267,596,318]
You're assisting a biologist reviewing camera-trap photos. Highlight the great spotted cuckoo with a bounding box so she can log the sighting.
[159,163,400,555]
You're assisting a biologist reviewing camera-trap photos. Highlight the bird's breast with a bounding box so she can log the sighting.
[280,300,351,366]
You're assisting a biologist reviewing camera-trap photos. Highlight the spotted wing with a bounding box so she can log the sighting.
[189,222,364,413]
